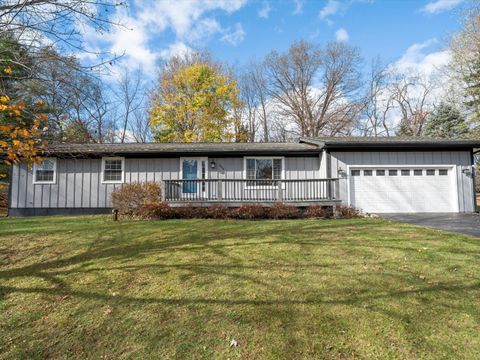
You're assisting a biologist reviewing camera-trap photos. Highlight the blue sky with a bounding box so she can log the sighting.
[81,0,467,77]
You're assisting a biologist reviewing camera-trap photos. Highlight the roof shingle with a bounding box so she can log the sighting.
[45,142,320,156]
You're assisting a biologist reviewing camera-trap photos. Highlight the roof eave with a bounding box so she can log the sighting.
[299,137,480,150]
[45,149,322,158]
[298,137,326,148]
[322,143,480,150]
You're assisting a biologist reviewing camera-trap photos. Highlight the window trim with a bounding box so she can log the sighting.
[243,156,285,188]
[101,157,125,184]
[33,158,57,184]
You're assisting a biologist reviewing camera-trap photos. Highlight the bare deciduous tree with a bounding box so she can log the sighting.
[115,69,146,143]
[130,108,152,143]
[239,62,273,142]
[359,60,395,136]
[0,0,123,65]
[390,73,435,136]
[263,40,363,138]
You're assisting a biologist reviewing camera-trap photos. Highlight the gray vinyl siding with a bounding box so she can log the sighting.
[329,151,475,212]
[9,156,320,209]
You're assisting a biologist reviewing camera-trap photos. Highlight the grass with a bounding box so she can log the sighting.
[0,216,479,359]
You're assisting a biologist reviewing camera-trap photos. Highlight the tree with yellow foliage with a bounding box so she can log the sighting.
[149,60,241,142]
[0,94,48,168]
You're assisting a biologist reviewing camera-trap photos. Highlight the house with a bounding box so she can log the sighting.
[7,137,480,216]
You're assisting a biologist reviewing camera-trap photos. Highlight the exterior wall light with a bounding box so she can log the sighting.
[210,161,216,169]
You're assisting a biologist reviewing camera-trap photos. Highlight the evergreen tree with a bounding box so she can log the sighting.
[396,121,414,137]
[423,103,469,139]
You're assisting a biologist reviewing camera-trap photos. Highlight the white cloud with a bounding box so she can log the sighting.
[80,0,248,76]
[319,0,341,20]
[138,0,247,38]
[421,0,464,14]
[293,0,304,14]
[258,2,272,18]
[220,23,246,46]
[187,18,223,43]
[392,38,451,77]
[319,0,373,23]
[335,28,349,42]
[380,39,454,129]
[159,41,194,60]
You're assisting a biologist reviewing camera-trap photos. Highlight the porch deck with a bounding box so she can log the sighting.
[162,178,340,206]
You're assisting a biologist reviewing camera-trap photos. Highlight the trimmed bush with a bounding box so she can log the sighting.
[141,201,174,219]
[176,205,207,219]
[270,203,301,219]
[112,182,162,217]
[305,205,333,219]
[111,187,362,220]
[335,205,361,218]
[0,183,7,216]
[234,204,267,220]
[205,204,232,219]
[112,181,161,216]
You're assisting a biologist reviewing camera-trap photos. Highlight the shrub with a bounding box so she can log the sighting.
[270,203,300,219]
[205,204,232,219]
[335,205,361,219]
[0,183,8,210]
[112,182,161,216]
[234,204,267,220]
[305,205,333,219]
[175,204,207,219]
[141,201,174,219]
[0,183,7,216]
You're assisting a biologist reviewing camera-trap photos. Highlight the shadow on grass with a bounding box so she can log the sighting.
[1,219,479,325]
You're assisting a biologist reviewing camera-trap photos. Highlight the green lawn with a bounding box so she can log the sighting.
[0,216,479,359]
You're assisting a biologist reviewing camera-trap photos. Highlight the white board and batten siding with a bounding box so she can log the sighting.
[9,156,321,209]
[330,151,475,213]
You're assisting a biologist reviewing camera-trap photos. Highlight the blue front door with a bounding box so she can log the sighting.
[182,159,198,193]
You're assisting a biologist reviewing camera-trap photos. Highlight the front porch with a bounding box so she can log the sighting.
[161,178,340,206]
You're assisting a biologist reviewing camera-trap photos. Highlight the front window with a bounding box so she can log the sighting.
[246,158,282,185]
[102,157,124,183]
[33,158,56,184]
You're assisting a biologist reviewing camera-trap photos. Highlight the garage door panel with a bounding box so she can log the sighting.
[350,167,456,213]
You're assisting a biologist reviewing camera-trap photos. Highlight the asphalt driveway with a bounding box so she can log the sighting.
[380,213,480,238]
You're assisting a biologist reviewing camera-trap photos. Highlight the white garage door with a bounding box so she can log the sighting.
[349,167,457,213]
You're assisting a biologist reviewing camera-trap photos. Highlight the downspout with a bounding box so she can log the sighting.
[473,149,479,212]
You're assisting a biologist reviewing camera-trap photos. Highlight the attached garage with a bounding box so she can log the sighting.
[348,166,458,213]
[299,137,479,214]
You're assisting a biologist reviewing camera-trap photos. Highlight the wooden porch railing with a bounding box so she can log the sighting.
[161,179,339,203]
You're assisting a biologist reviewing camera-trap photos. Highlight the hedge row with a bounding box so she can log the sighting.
[111,181,361,220]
